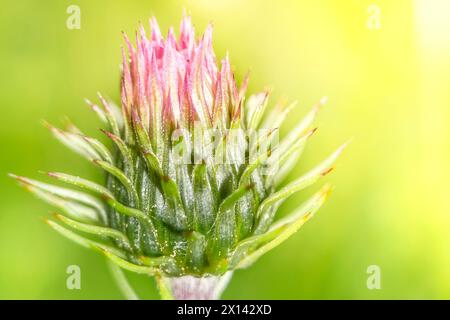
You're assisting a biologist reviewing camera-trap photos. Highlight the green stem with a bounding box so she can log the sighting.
[155,275,174,300]
[108,260,139,300]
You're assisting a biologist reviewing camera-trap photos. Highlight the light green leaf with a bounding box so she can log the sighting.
[98,92,121,136]
[135,120,182,207]
[245,91,269,129]
[46,219,126,258]
[44,122,100,161]
[25,185,99,223]
[137,255,176,268]
[105,197,158,246]
[102,249,156,275]
[9,174,106,221]
[239,128,278,187]
[266,127,316,186]
[142,151,164,177]
[192,164,217,233]
[218,184,253,214]
[55,214,131,251]
[233,184,332,269]
[208,184,253,257]
[276,98,326,155]
[102,129,134,175]
[184,231,207,272]
[82,135,113,163]
[46,171,114,199]
[93,159,139,206]
[85,98,108,124]
[261,100,298,130]
[133,112,154,156]
[255,142,346,232]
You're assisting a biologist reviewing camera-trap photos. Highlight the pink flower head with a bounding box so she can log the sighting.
[121,15,246,140]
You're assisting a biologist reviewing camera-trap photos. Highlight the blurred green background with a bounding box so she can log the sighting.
[1,0,450,299]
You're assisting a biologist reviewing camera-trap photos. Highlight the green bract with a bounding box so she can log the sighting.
[11,16,345,299]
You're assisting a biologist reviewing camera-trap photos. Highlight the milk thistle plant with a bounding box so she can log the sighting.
[11,15,345,299]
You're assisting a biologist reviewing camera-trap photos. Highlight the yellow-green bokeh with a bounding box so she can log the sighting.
[1,0,449,299]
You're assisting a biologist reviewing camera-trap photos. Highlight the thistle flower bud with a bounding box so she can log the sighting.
[11,15,345,299]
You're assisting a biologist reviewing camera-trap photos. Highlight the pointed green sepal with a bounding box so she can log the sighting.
[255,142,346,233]
[231,184,332,269]
[54,213,132,251]
[46,219,126,258]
